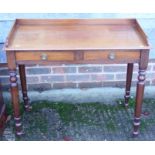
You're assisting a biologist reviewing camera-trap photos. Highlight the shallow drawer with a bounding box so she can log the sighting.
[15,51,74,61]
[84,50,140,63]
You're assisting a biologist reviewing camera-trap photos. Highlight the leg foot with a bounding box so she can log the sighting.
[124,63,133,107]
[132,117,141,137]
[14,116,24,136]
[23,96,32,112]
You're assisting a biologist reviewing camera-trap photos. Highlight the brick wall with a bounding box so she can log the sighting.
[0,62,155,92]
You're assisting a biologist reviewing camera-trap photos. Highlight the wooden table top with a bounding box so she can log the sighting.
[5,19,150,51]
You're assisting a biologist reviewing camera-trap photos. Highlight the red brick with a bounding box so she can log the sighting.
[27,67,51,74]
[27,76,39,84]
[104,65,126,72]
[28,83,52,92]
[78,66,102,73]
[115,73,126,80]
[0,84,10,91]
[103,81,126,88]
[91,74,114,81]
[0,69,9,75]
[102,81,150,88]
[66,75,90,82]
[52,67,76,74]
[41,75,64,82]
[78,82,102,88]
[115,73,137,80]
[0,77,9,84]
[146,72,155,79]
[53,82,76,89]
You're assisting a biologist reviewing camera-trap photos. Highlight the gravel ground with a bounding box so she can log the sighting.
[1,98,155,141]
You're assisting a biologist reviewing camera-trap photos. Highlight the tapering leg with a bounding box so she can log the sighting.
[133,51,149,137]
[9,69,24,136]
[124,63,133,107]
[19,65,31,111]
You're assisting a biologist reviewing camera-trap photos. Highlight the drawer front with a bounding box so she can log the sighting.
[84,50,140,63]
[15,51,74,61]
[15,50,140,64]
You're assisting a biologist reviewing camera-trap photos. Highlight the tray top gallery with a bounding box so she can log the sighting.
[5,19,150,51]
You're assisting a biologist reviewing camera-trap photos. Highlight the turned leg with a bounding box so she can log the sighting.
[7,51,24,136]
[124,63,133,107]
[9,69,24,136]
[19,65,31,111]
[133,51,149,137]
[133,69,146,136]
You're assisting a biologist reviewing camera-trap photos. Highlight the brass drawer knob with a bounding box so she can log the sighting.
[108,52,115,60]
[41,53,48,60]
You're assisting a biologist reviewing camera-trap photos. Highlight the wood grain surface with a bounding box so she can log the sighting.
[5,19,150,51]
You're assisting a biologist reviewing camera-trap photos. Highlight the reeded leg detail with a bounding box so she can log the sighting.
[9,70,24,136]
[124,63,133,107]
[133,69,146,137]
[19,65,32,112]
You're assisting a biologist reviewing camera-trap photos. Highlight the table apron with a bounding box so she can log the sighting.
[15,50,140,65]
